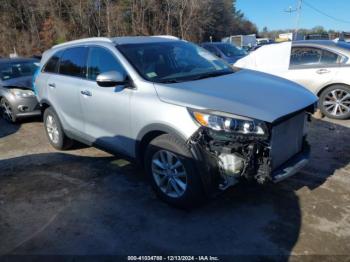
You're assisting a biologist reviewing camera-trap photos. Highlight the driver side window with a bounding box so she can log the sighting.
[87,47,126,81]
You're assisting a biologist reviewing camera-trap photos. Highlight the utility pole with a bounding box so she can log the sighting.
[295,0,303,40]
[284,0,303,40]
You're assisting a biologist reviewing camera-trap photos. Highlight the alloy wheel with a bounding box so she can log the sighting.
[1,99,15,122]
[46,115,60,144]
[151,150,188,198]
[323,89,350,117]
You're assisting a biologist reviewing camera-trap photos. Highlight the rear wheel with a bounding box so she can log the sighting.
[0,98,16,123]
[144,134,205,208]
[43,107,73,150]
[319,85,350,119]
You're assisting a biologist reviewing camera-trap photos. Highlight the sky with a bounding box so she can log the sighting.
[236,0,350,32]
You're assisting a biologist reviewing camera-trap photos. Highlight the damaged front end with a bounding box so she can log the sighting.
[187,108,312,193]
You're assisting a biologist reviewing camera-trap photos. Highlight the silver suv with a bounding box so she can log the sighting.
[36,36,317,207]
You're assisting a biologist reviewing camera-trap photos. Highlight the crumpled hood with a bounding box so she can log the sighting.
[2,76,33,90]
[154,70,318,123]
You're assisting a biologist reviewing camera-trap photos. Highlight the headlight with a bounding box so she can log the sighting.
[189,109,266,135]
[10,89,35,98]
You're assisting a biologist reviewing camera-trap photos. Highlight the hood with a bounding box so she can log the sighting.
[154,70,317,123]
[1,76,34,90]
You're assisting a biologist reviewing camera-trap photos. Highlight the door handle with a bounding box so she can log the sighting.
[316,69,330,74]
[48,83,56,88]
[80,90,92,96]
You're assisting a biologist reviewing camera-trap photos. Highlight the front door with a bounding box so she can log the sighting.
[79,46,131,154]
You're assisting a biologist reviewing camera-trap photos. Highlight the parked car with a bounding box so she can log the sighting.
[36,36,317,207]
[222,34,257,50]
[235,40,350,119]
[201,42,247,64]
[0,58,40,122]
[256,38,270,46]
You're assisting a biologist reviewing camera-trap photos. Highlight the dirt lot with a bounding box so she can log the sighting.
[0,116,349,258]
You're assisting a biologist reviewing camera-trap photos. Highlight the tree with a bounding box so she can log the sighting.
[39,17,56,52]
[0,0,258,56]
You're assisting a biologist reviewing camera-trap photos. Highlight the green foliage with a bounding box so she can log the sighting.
[54,37,67,45]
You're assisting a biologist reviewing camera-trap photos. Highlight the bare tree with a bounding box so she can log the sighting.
[0,0,257,57]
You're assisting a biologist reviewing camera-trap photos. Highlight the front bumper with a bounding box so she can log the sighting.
[271,144,310,183]
[188,125,311,193]
[11,96,41,119]
[16,109,42,118]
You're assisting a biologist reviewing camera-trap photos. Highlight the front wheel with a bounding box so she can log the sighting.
[319,85,350,120]
[144,134,205,208]
[0,98,16,123]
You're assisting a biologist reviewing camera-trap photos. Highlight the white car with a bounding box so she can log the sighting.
[235,40,350,119]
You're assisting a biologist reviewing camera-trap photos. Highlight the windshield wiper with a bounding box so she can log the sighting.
[158,79,183,84]
[187,71,233,81]
[158,71,233,84]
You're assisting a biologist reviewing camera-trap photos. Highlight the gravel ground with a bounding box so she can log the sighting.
[0,116,349,259]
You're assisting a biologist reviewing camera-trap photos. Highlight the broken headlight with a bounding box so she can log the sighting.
[189,109,266,135]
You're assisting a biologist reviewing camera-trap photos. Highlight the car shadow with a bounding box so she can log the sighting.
[0,152,300,259]
[0,117,348,259]
[0,116,42,139]
[0,118,21,139]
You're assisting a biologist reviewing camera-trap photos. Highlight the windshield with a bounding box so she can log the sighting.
[117,41,234,83]
[215,44,247,57]
[0,61,38,81]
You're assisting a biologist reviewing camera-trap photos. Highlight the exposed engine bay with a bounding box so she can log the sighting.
[187,110,312,192]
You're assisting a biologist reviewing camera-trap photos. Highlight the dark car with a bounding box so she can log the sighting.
[0,58,40,123]
[201,42,247,64]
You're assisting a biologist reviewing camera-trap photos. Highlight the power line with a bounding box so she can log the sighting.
[303,0,350,24]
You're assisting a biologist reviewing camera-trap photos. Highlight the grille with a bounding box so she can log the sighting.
[270,112,305,170]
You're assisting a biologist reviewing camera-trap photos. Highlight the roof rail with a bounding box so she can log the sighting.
[151,35,180,40]
[52,37,112,49]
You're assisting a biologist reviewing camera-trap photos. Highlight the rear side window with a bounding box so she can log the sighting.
[290,47,343,67]
[321,50,340,64]
[87,47,126,81]
[59,47,88,78]
[43,50,63,73]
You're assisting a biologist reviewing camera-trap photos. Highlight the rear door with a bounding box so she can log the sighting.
[281,46,341,93]
[78,46,131,154]
[47,47,88,133]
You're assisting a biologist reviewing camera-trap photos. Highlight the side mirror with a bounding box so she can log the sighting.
[96,71,128,87]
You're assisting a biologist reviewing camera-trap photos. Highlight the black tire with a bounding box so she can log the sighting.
[144,134,205,208]
[319,85,350,120]
[0,97,17,123]
[43,107,73,150]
